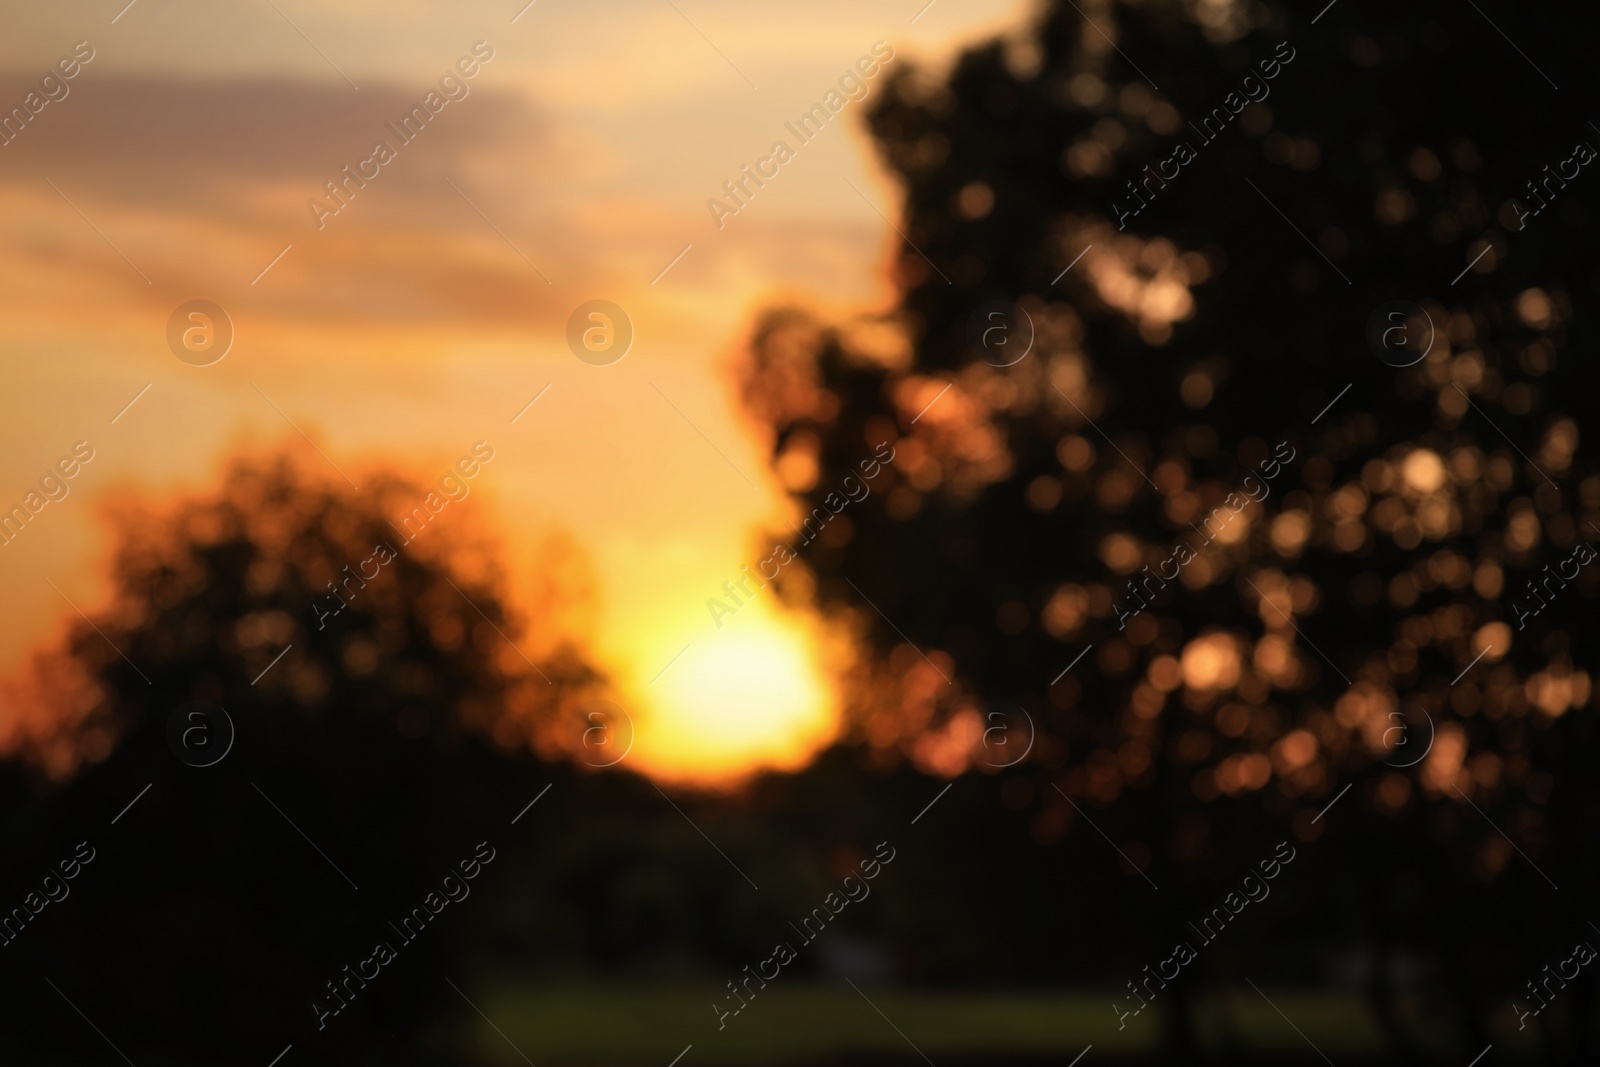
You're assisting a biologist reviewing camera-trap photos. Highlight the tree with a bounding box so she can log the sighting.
[0,448,595,1065]
[739,0,1600,1056]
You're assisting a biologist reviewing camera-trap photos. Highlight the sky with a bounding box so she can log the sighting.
[0,0,1034,784]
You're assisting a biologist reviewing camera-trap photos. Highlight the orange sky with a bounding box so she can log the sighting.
[0,0,1033,784]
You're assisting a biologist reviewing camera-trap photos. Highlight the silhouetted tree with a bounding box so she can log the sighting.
[740,0,1600,1058]
[0,450,596,1065]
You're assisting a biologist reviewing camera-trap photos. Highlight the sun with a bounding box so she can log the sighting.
[628,608,838,785]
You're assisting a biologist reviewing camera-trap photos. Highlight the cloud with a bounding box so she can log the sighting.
[0,72,591,328]
[0,72,549,218]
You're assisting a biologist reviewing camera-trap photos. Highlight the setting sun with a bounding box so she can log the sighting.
[629,608,838,784]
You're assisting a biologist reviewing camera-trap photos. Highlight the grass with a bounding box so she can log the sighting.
[455,980,1532,1065]
[467,982,1138,1064]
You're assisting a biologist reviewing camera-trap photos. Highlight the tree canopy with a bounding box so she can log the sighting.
[737,0,1600,1055]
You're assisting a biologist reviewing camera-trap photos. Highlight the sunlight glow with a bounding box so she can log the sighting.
[628,610,838,786]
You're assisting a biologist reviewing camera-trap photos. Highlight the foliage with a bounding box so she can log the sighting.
[738,0,1600,1056]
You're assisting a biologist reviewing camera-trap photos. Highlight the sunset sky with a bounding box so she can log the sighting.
[0,0,1033,783]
